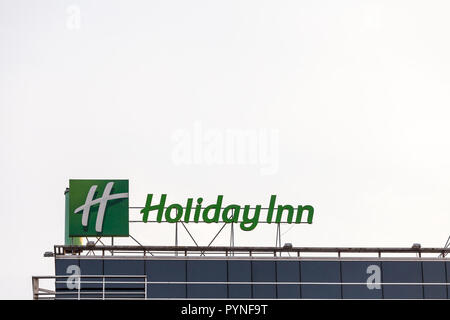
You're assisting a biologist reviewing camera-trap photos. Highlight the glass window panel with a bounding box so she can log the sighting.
[146,260,186,298]
[252,261,276,298]
[228,260,252,298]
[79,259,103,299]
[341,261,382,299]
[277,261,300,299]
[55,258,79,299]
[104,259,145,299]
[422,261,446,299]
[301,261,341,299]
[446,262,450,299]
[382,261,423,299]
[187,260,227,298]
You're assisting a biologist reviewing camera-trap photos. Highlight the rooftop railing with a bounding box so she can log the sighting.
[32,275,450,300]
[32,275,147,300]
[53,245,450,258]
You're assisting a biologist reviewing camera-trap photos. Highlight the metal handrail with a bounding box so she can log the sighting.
[32,275,450,300]
[140,281,450,285]
[32,275,147,300]
[54,245,450,258]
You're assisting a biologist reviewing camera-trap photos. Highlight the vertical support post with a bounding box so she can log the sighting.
[32,277,39,300]
[229,209,235,257]
[145,277,147,300]
[275,223,281,256]
[278,224,281,248]
[65,187,82,245]
[175,222,178,257]
[102,277,105,300]
[77,276,81,300]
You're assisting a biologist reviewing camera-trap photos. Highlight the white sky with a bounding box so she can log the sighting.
[1,0,450,299]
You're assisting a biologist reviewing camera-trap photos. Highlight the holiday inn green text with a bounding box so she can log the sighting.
[140,194,314,231]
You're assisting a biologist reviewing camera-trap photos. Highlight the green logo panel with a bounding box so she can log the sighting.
[69,179,129,237]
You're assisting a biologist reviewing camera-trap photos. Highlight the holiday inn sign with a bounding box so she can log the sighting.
[68,179,314,237]
[68,180,129,237]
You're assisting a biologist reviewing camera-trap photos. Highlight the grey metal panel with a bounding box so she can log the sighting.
[146,260,186,298]
[228,260,252,298]
[276,261,300,299]
[341,261,382,299]
[382,261,423,299]
[252,261,276,298]
[301,261,341,299]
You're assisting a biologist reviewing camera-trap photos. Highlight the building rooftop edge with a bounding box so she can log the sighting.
[54,245,450,254]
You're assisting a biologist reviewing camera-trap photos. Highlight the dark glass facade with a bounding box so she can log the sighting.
[55,258,450,299]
